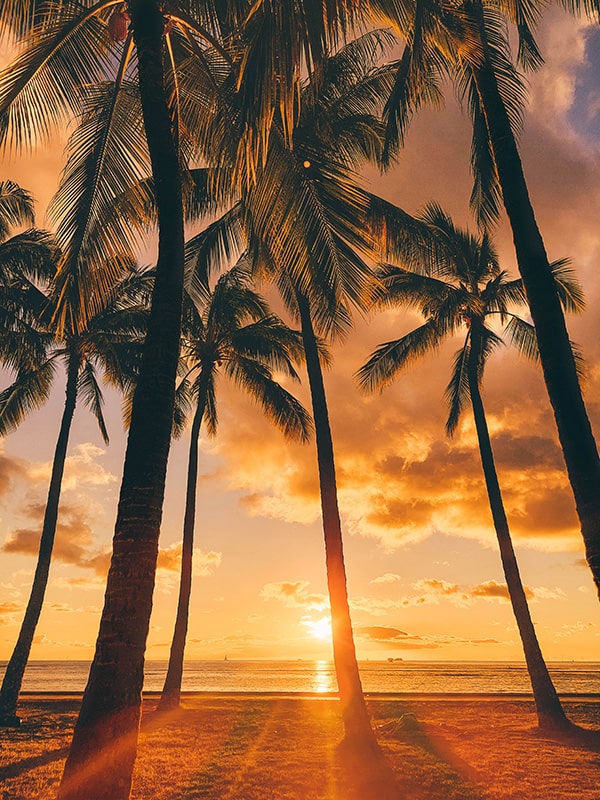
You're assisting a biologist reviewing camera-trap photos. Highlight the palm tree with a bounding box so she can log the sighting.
[0,260,148,727]
[368,0,600,597]
[176,30,398,745]
[357,202,584,731]
[158,264,311,711]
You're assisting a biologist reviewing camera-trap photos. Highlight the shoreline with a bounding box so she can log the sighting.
[18,690,600,700]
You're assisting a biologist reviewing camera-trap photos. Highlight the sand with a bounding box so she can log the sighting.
[1,694,599,799]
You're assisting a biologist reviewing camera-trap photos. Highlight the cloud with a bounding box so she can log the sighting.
[0,446,27,497]
[25,443,116,491]
[1,501,111,573]
[156,543,222,577]
[0,600,23,624]
[556,621,596,637]
[352,577,567,615]
[370,573,402,585]
[355,625,503,650]
[260,581,328,611]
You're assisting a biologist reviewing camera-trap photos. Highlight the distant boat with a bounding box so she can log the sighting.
[224,655,228,661]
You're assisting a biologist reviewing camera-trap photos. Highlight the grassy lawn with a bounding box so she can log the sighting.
[1,696,599,799]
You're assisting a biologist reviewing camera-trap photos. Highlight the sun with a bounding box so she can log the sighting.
[303,616,332,640]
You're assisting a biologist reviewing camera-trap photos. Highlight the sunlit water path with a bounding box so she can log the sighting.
[4,660,599,695]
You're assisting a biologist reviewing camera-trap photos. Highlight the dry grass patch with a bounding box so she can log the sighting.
[0,696,598,799]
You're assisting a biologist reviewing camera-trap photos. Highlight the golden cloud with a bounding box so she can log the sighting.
[156,543,222,577]
[260,580,328,611]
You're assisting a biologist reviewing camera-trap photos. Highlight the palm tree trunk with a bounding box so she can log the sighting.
[158,380,208,711]
[0,358,79,726]
[468,0,600,598]
[468,324,570,731]
[296,291,375,746]
[57,3,185,798]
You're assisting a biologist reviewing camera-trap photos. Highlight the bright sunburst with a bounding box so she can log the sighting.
[302,616,332,640]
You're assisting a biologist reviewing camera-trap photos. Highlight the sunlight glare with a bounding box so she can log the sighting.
[303,616,332,640]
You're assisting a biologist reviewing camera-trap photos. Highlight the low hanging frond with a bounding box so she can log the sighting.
[0,356,57,435]
[48,75,148,331]
[444,339,471,436]
[0,180,35,239]
[77,358,109,444]
[504,314,539,362]
[356,319,443,393]
[225,355,312,443]
[550,258,586,314]
[0,0,116,153]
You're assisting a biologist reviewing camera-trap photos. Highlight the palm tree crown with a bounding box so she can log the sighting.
[357,202,584,416]
[357,202,584,731]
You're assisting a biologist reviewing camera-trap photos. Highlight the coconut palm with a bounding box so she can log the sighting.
[0,260,148,727]
[367,0,600,597]
[158,263,311,711]
[357,202,584,731]
[174,30,399,745]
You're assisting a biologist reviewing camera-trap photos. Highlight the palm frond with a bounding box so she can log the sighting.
[225,355,312,442]
[444,339,471,436]
[48,75,148,330]
[78,358,109,443]
[0,355,57,435]
[356,318,443,393]
[504,314,538,362]
[550,258,586,314]
[0,180,35,239]
[0,0,117,152]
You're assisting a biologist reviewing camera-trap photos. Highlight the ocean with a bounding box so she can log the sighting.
[4,660,599,695]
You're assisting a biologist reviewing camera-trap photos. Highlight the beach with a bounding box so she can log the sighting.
[2,695,599,799]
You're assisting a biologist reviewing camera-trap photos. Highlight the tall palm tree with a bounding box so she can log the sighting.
[357,202,584,731]
[368,0,600,597]
[0,261,148,727]
[158,264,311,711]
[177,30,398,745]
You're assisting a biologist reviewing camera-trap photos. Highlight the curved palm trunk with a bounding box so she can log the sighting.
[57,3,185,799]
[158,381,208,711]
[468,0,600,597]
[296,292,375,746]
[468,324,570,731]
[0,358,79,726]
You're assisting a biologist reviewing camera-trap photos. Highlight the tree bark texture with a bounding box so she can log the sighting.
[57,2,185,797]
[0,357,79,725]
[469,0,600,598]
[468,323,570,730]
[296,292,374,745]
[158,382,208,711]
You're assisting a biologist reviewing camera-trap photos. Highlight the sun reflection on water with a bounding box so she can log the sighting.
[312,660,335,693]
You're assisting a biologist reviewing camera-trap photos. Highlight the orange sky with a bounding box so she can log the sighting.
[0,10,599,663]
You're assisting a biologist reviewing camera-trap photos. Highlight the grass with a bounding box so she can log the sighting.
[1,696,599,799]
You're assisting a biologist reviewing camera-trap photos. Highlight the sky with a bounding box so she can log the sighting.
[0,10,599,664]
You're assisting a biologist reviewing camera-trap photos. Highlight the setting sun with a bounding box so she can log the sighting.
[302,616,332,641]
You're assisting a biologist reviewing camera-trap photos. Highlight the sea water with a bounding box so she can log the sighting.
[3,660,598,695]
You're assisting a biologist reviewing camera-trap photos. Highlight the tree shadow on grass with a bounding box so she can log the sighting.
[371,714,488,800]
[0,746,69,780]
[536,723,600,753]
